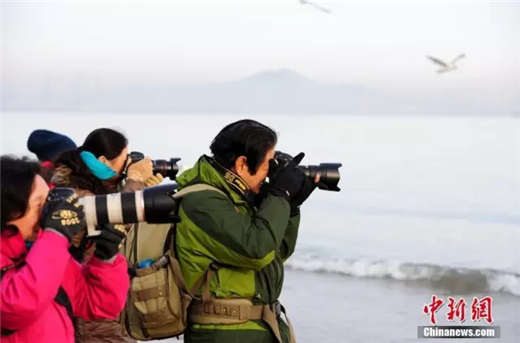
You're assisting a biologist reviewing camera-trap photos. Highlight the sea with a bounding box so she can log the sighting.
[2,112,519,342]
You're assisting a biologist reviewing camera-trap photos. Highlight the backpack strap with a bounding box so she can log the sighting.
[165,184,226,256]
[0,263,22,336]
[168,184,226,250]
[69,233,91,262]
[172,184,226,199]
[0,263,18,278]
[55,286,74,324]
[0,327,16,336]
[0,261,74,336]
[171,184,227,302]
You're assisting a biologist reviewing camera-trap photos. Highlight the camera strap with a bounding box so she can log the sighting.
[206,156,256,205]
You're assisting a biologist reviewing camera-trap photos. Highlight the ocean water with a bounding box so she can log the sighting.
[1,112,519,342]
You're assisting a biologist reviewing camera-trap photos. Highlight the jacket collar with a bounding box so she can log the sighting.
[176,155,256,206]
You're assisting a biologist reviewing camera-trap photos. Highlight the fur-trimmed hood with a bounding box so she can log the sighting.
[51,164,114,197]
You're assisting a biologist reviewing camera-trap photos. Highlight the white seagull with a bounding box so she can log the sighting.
[299,0,331,14]
[426,54,466,73]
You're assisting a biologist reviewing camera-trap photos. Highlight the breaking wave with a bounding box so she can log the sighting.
[285,255,520,296]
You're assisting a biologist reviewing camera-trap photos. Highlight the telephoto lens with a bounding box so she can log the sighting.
[45,184,180,236]
[129,151,181,180]
[274,151,342,192]
[297,163,342,192]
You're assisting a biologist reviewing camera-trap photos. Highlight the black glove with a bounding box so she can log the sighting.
[267,152,307,203]
[290,176,318,216]
[91,224,126,261]
[41,190,85,242]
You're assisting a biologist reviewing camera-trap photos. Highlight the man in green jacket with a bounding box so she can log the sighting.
[175,119,318,343]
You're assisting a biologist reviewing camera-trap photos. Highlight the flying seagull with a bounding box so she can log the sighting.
[426,54,466,73]
[299,0,331,14]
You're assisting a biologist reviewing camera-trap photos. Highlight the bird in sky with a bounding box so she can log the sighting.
[299,0,332,14]
[426,54,466,73]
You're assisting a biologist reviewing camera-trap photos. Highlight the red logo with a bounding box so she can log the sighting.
[471,296,493,324]
[423,295,444,325]
[446,297,467,323]
[424,296,493,325]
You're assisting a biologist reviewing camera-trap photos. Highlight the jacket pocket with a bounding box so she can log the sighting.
[128,253,189,332]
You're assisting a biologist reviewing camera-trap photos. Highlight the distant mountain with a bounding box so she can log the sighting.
[172,69,386,115]
[89,68,385,115]
[233,68,317,87]
[3,69,517,115]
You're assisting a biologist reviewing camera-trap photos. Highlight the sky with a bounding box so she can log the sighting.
[2,0,519,94]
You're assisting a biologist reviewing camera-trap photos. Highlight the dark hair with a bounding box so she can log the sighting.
[54,128,128,195]
[1,155,41,231]
[81,128,128,159]
[210,119,278,174]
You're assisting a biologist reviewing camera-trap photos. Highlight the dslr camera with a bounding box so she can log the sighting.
[274,151,342,192]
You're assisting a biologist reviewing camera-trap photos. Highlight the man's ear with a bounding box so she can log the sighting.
[234,156,248,177]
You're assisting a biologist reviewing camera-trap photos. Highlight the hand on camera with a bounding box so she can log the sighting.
[290,174,319,216]
[91,224,126,261]
[127,157,154,183]
[41,192,86,242]
[145,173,164,188]
[267,152,307,203]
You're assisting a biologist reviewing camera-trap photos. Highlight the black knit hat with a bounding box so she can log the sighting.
[27,130,77,161]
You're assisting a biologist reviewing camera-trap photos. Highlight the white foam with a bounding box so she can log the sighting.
[285,255,520,297]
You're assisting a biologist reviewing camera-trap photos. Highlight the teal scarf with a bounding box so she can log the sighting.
[79,151,118,180]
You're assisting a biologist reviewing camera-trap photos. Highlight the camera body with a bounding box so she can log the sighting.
[129,151,181,180]
[274,151,342,192]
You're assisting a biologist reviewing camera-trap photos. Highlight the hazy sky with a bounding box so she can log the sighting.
[3,0,519,92]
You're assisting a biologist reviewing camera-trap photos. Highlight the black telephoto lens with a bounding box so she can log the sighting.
[129,152,181,180]
[274,151,342,192]
[298,164,342,192]
[153,158,181,180]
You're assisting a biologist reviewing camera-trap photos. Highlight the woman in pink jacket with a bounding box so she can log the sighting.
[0,155,130,343]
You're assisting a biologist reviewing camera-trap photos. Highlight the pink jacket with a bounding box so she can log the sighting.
[1,229,130,343]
